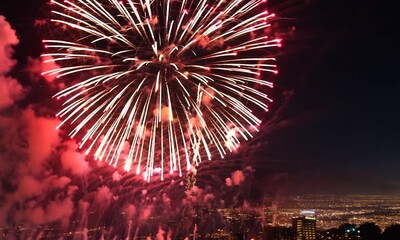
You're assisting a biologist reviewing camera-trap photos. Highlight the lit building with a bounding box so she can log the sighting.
[292,211,317,240]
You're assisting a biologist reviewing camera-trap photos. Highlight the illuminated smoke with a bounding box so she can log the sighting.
[0,16,24,110]
[226,170,245,186]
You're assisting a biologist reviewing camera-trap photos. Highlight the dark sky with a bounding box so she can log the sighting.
[259,0,400,195]
[1,0,399,196]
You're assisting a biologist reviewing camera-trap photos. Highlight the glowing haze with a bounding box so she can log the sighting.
[43,0,281,181]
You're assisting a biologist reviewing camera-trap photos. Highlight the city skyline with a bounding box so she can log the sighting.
[1,193,399,238]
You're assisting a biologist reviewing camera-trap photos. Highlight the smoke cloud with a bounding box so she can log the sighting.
[0,16,78,230]
[60,140,90,175]
[226,170,245,187]
[0,16,24,110]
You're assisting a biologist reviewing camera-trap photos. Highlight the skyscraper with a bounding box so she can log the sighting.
[292,211,317,240]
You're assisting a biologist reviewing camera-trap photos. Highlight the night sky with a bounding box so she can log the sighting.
[1,0,399,197]
[263,0,400,194]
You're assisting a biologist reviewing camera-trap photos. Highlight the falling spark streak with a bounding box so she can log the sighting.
[45,0,280,181]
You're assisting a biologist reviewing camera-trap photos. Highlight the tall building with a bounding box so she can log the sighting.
[292,211,317,240]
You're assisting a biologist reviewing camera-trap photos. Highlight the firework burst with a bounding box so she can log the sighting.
[43,0,281,181]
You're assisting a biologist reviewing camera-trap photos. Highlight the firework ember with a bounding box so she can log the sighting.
[43,0,281,181]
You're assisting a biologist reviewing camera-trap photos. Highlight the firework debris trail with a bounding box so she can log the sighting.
[44,0,281,181]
